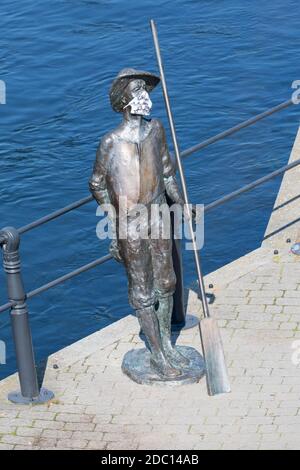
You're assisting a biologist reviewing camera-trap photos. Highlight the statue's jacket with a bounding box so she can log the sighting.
[89,118,180,308]
[90,118,176,218]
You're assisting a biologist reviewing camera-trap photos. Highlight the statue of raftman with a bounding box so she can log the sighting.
[89,68,204,384]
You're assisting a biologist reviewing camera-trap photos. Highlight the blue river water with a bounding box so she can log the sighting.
[0,0,299,379]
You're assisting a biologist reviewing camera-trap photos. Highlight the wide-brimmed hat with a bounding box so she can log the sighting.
[109,68,160,113]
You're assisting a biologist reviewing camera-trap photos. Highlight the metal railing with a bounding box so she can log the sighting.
[0,97,298,403]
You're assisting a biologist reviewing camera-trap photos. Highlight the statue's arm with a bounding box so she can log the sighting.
[164,174,185,206]
[89,137,122,263]
[89,137,111,205]
[159,121,184,205]
[160,121,198,219]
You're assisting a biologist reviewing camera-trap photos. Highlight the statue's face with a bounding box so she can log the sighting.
[123,79,152,116]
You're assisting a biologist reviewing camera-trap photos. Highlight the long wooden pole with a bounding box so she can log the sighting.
[150,19,230,395]
[150,19,209,318]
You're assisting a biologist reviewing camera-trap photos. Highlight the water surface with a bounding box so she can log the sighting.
[0,0,299,378]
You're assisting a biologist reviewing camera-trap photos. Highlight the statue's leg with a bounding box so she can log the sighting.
[156,295,191,368]
[119,231,181,379]
[136,305,181,378]
[150,198,191,368]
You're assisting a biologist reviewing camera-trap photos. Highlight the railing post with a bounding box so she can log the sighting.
[0,227,53,404]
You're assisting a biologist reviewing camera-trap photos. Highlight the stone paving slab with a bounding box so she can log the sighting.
[0,127,300,450]
[0,243,299,450]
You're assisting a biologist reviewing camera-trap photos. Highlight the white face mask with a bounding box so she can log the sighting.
[123,89,152,116]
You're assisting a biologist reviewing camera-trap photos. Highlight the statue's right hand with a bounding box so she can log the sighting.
[109,240,123,263]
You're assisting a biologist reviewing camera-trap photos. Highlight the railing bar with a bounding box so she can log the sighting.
[181,99,294,159]
[18,195,94,234]
[0,98,296,310]
[0,301,13,314]
[9,99,294,237]
[0,254,112,314]
[1,156,299,314]
[205,157,300,213]
[27,254,112,299]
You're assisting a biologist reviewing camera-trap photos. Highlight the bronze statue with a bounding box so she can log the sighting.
[89,68,205,383]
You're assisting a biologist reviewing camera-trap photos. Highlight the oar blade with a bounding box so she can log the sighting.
[200,317,231,396]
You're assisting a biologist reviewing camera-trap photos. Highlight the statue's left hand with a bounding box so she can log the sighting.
[109,240,123,263]
[187,204,198,221]
[191,204,197,220]
[180,203,200,223]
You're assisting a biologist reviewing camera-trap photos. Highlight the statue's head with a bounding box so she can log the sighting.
[109,68,160,115]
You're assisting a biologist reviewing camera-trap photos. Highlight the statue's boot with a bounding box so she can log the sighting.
[136,306,181,379]
[156,295,191,368]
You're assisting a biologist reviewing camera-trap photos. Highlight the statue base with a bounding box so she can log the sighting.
[122,345,205,386]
